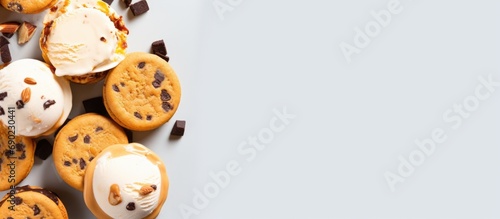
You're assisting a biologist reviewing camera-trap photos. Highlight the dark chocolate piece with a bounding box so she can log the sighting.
[160,89,171,101]
[33,204,40,215]
[1,44,11,63]
[15,143,25,152]
[64,161,71,166]
[19,151,26,160]
[130,0,149,16]
[79,158,86,169]
[0,107,3,116]
[13,196,22,205]
[134,112,142,119]
[126,202,136,210]
[43,100,56,110]
[123,0,131,7]
[0,36,9,48]
[170,120,185,136]
[72,158,78,164]
[151,40,167,55]
[150,184,157,190]
[0,91,7,100]
[68,134,78,142]
[154,52,170,62]
[146,115,152,121]
[16,100,24,109]
[138,62,145,69]
[152,70,165,88]
[103,0,114,5]
[112,84,120,92]
[83,135,91,144]
[95,126,103,132]
[162,102,172,112]
[82,96,110,117]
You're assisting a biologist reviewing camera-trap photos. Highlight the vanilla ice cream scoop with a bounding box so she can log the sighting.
[0,59,72,137]
[40,0,128,84]
[84,143,169,219]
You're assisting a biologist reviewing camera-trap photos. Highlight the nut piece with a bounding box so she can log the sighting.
[0,22,20,36]
[24,77,37,85]
[32,116,41,124]
[139,185,154,195]
[108,184,122,206]
[17,22,37,44]
[21,87,31,103]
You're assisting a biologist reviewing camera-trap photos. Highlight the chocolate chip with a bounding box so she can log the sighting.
[33,204,40,215]
[0,92,6,101]
[126,202,136,211]
[79,158,86,169]
[84,135,91,144]
[89,157,94,161]
[151,40,167,55]
[0,107,4,116]
[34,154,50,171]
[171,120,185,136]
[152,80,161,88]
[162,102,172,112]
[123,0,131,7]
[134,112,142,120]
[120,82,125,87]
[35,139,52,160]
[68,134,78,142]
[83,96,109,117]
[138,62,145,69]
[1,44,11,63]
[95,126,103,132]
[150,184,157,190]
[15,143,25,152]
[100,37,106,42]
[130,0,149,16]
[112,84,120,92]
[152,70,165,88]
[64,161,71,166]
[13,196,22,205]
[72,158,78,164]
[161,89,171,101]
[0,36,8,48]
[16,100,24,109]
[5,149,14,157]
[7,2,22,12]
[19,151,26,160]
[6,216,12,219]
[146,115,152,121]
[103,0,113,5]
[155,52,170,63]
[43,100,56,110]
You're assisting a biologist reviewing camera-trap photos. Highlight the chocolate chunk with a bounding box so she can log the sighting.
[138,62,145,69]
[5,149,14,157]
[126,202,136,211]
[1,44,11,63]
[64,161,71,166]
[33,140,51,159]
[0,91,7,100]
[15,143,25,152]
[84,135,91,144]
[79,158,86,169]
[122,0,131,7]
[7,2,22,12]
[0,107,4,116]
[7,217,12,219]
[103,0,113,5]
[100,37,106,42]
[33,204,40,215]
[83,96,109,117]
[155,52,170,62]
[54,118,71,137]
[95,126,104,132]
[120,82,125,87]
[151,40,167,55]
[152,80,161,88]
[130,0,149,16]
[150,184,157,190]
[146,115,152,121]
[0,36,7,48]
[43,100,56,110]
[152,70,165,88]
[68,134,78,142]
[16,100,24,109]
[13,196,22,205]
[171,120,185,136]
[19,151,26,160]
[112,84,120,92]
[134,112,142,119]
[89,156,94,161]
[162,102,172,112]
[72,158,78,164]
[124,129,133,142]
[161,89,171,101]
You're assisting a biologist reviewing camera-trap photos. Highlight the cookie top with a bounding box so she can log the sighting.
[0,185,68,218]
[103,52,181,131]
[53,113,128,191]
[0,125,35,191]
[0,0,58,13]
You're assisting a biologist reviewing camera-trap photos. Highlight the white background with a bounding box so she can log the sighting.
[1,0,500,218]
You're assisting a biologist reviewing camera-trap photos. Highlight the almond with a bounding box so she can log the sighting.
[21,87,31,103]
[18,22,37,44]
[33,116,41,124]
[24,77,37,85]
[108,184,122,206]
[139,185,154,195]
[0,22,20,36]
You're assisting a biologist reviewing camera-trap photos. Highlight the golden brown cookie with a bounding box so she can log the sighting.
[0,0,58,14]
[0,185,68,218]
[103,52,181,131]
[0,124,35,191]
[53,113,128,191]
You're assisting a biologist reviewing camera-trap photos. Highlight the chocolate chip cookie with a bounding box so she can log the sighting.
[103,52,181,131]
[0,185,68,218]
[1,0,58,13]
[53,113,128,191]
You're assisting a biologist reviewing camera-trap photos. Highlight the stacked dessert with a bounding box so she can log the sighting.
[0,0,180,218]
